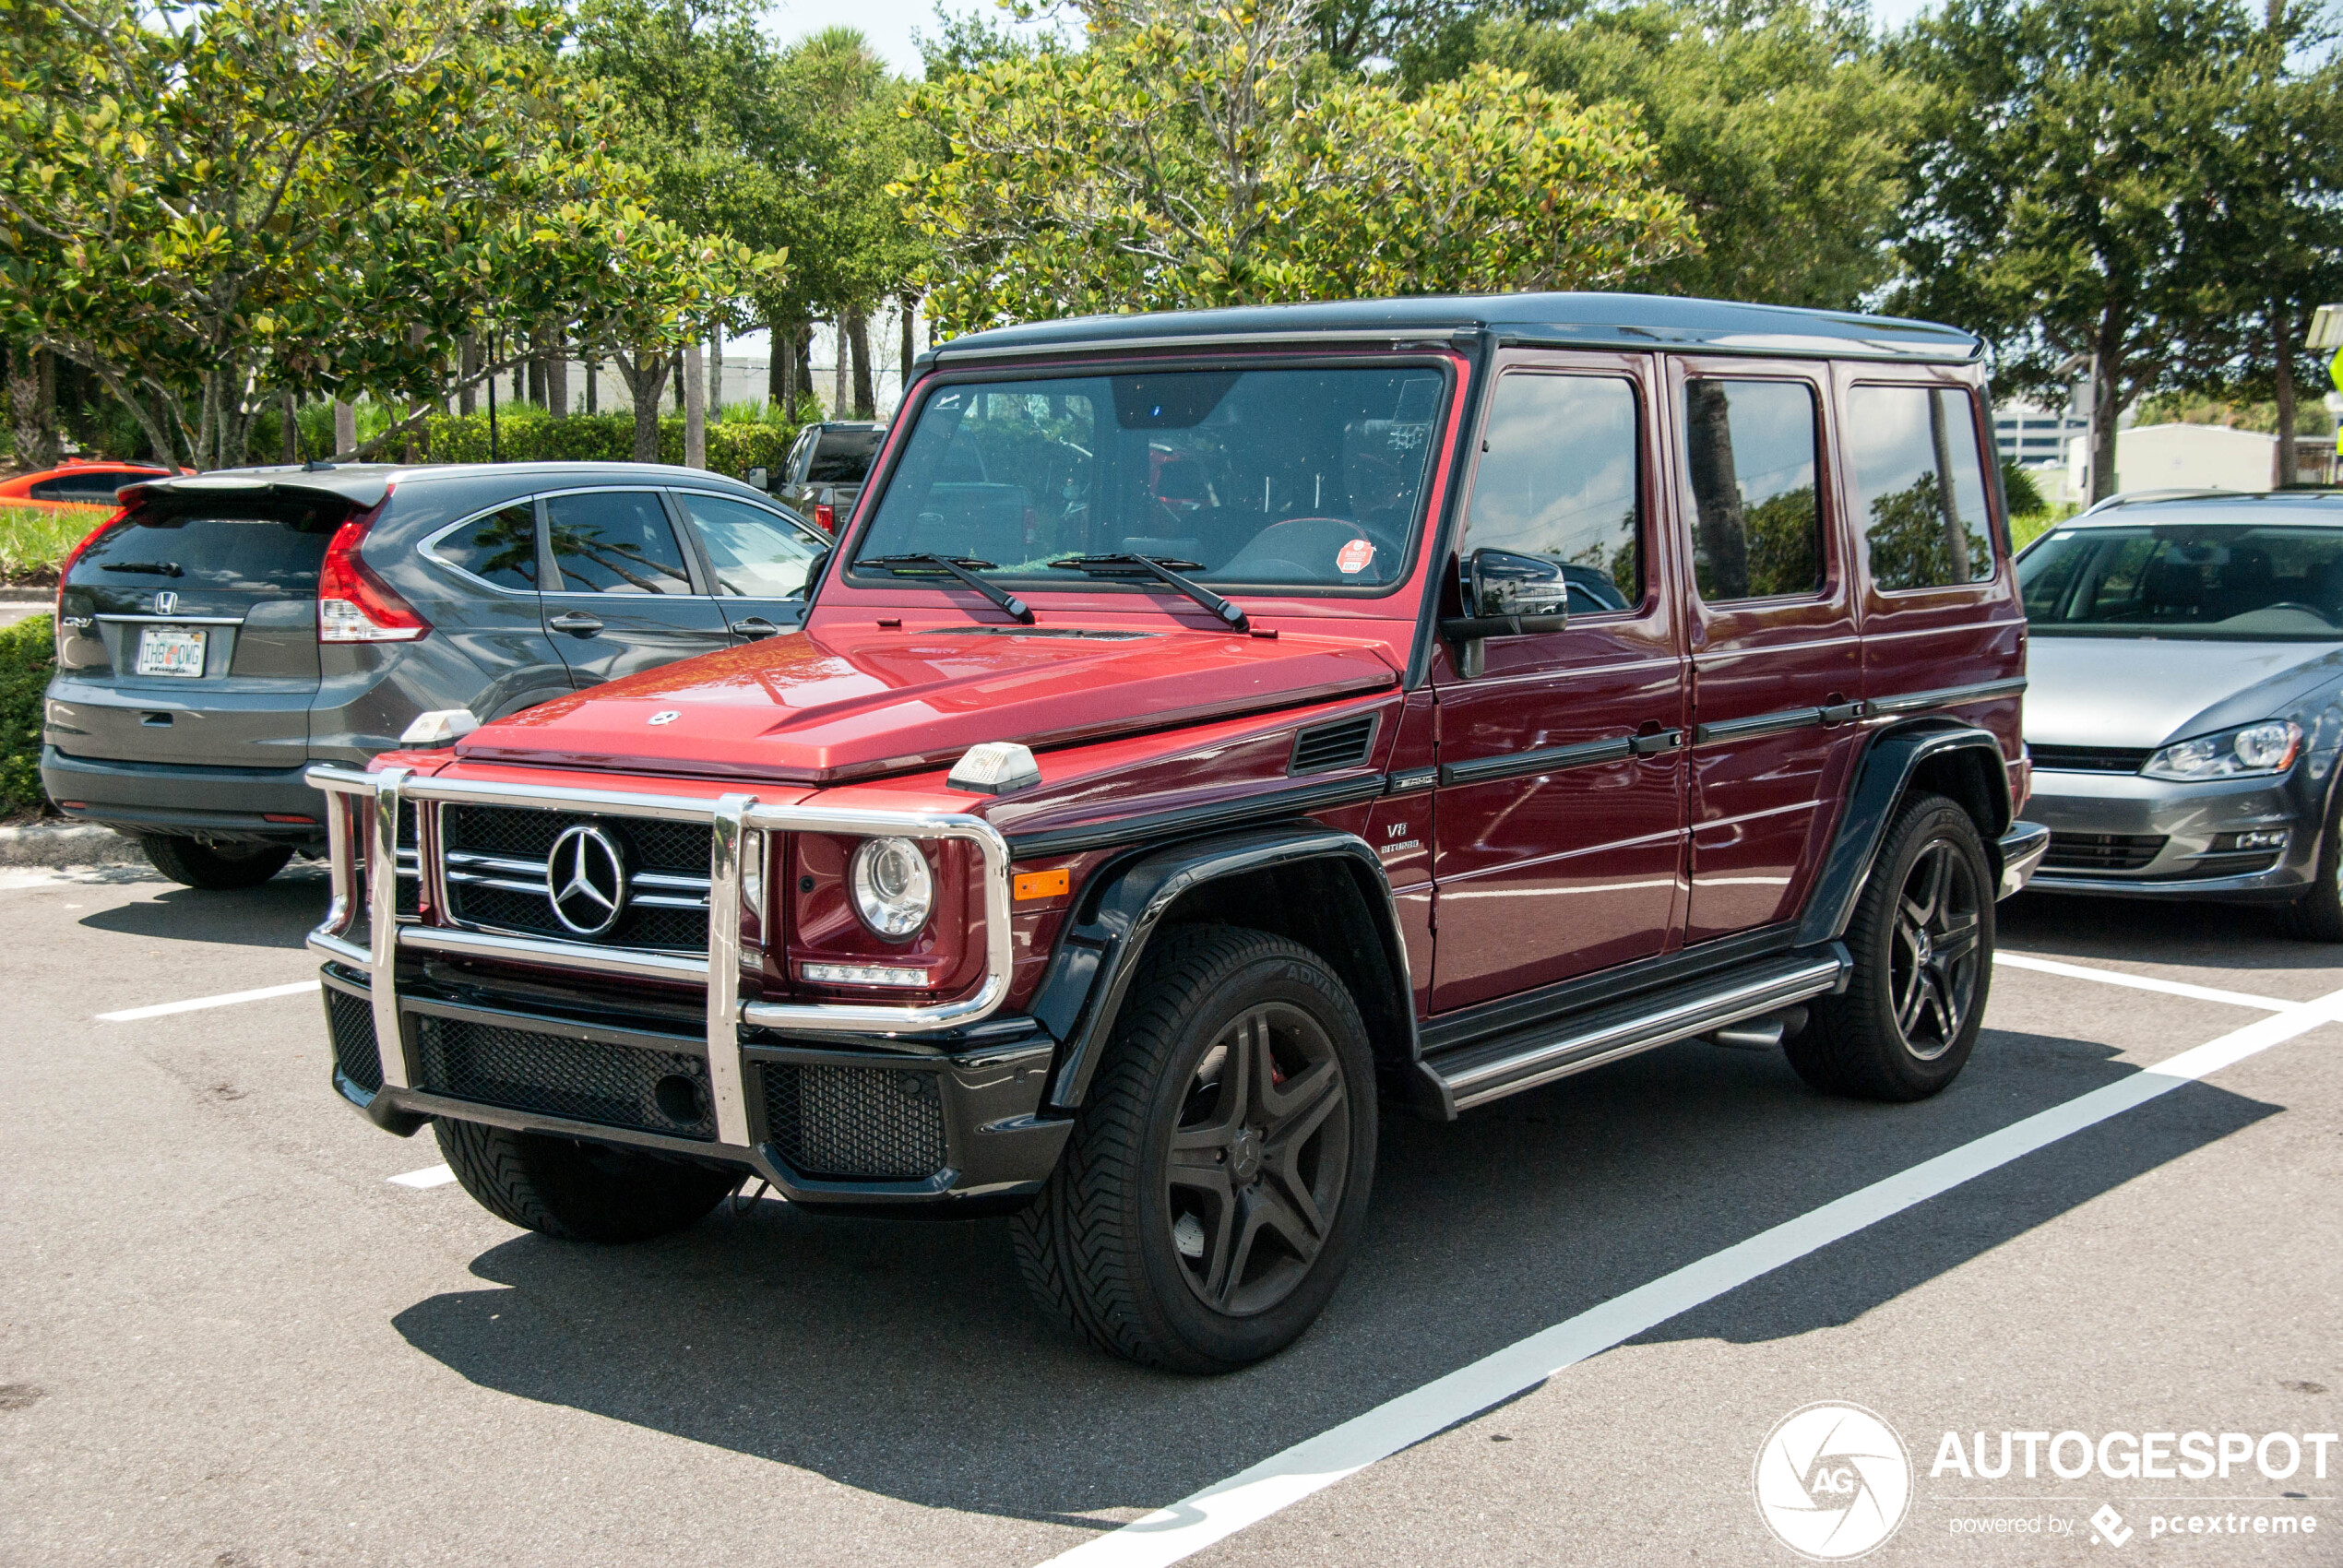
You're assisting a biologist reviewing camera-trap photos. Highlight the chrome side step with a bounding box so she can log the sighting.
[1420,950,1848,1115]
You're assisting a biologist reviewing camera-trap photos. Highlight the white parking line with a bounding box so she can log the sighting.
[387,1165,457,1190]
[1994,951,2295,1013]
[1038,982,2343,1568]
[96,980,319,1022]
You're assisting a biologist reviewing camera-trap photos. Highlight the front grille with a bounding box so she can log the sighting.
[760,1063,946,1182]
[2029,743,2152,774]
[324,986,383,1093]
[1290,715,1377,775]
[438,805,712,951]
[2044,831,2168,872]
[395,800,421,918]
[412,1014,716,1139]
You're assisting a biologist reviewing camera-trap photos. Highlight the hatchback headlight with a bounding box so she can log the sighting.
[850,837,934,938]
[2142,719,2302,781]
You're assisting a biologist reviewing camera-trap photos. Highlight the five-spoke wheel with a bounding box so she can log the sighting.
[1889,838,1982,1060]
[1015,925,1377,1372]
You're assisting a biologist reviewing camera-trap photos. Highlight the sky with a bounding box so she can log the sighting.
[769,0,1947,78]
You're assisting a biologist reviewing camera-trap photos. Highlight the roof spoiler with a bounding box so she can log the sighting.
[114,469,394,511]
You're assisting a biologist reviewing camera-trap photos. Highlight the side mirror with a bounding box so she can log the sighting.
[745,466,770,492]
[799,546,832,603]
[1440,549,1568,677]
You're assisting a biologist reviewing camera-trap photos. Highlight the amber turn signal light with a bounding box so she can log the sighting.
[1013,868,1070,902]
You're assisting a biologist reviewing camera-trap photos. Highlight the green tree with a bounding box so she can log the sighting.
[1445,0,1921,309]
[902,0,1692,333]
[1887,0,2270,502]
[0,0,770,467]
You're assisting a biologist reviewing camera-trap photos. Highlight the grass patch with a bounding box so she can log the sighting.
[2010,505,2079,553]
[0,500,109,586]
[0,613,54,814]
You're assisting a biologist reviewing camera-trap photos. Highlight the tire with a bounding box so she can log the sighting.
[2282,789,2343,942]
[1788,792,1992,1102]
[138,835,292,890]
[433,1118,741,1243]
[1013,925,1378,1372]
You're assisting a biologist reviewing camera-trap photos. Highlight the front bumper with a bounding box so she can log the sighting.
[2018,766,2318,901]
[305,764,1071,1206]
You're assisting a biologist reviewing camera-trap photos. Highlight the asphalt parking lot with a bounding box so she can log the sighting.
[2,862,2337,1567]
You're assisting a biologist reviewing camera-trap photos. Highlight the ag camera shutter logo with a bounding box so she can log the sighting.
[1754,1402,1913,1560]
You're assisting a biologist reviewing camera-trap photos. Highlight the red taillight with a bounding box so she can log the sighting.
[318,514,429,643]
[814,502,836,534]
[54,507,128,620]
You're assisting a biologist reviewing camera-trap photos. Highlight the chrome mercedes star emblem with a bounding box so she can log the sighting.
[648,710,682,726]
[545,824,628,936]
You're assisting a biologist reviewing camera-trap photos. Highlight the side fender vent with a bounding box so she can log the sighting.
[1289,714,1379,776]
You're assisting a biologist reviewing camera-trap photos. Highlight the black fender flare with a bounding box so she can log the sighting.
[1795,720,2013,947]
[1030,823,1418,1110]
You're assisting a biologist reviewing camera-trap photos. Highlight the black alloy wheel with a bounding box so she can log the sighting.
[1888,838,1982,1061]
[1165,1001,1353,1318]
[1014,924,1378,1372]
[1789,791,1992,1101]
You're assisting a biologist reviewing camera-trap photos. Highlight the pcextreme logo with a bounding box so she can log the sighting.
[1754,1402,1914,1560]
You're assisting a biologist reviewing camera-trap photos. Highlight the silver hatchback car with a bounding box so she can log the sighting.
[2016,490,2343,937]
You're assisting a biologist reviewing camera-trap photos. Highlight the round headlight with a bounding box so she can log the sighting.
[850,837,934,938]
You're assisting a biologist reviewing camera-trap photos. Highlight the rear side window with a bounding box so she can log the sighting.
[1847,386,1995,590]
[545,491,695,595]
[808,430,883,483]
[30,471,138,503]
[674,493,821,598]
[1463,374,1643,612]
[1683,378,1825,602]
[432,504,538,589]
[70,498,340,596]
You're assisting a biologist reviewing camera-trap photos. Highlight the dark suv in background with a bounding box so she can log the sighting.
[765,420,885,534]
[44,462,827,888]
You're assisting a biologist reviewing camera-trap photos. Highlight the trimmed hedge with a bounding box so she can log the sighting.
[421,409,798,477]
[0,613,54,814]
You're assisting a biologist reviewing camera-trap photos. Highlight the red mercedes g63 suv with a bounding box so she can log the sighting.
[309,293,2046,1372]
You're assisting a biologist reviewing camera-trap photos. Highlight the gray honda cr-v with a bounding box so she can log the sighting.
[44,461,828,887]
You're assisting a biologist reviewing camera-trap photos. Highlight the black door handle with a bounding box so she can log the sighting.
[731,616,783,640]
[1630,729,1683,754]
[548,612,603,637]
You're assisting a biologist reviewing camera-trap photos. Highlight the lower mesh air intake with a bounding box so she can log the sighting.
[761,1063,947,1182]
[412,1014,716,1140]
[325,986,384,1093]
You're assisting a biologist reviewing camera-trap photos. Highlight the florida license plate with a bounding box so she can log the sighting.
[135,625,207,678]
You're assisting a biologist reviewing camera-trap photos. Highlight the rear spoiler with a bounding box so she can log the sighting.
[115,469,395,512]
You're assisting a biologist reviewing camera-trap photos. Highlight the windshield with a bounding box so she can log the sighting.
[851,366,1447,591]
[2020,523,2343,638]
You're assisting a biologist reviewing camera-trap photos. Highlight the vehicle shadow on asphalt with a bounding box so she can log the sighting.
[2003,889,2335,975]
[76,867,330,951]
[389,1006,2281,1529]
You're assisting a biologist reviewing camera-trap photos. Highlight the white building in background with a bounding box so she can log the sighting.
[1992,397,2090,467]
[496,306,924,422]
[2098,422,2337,494]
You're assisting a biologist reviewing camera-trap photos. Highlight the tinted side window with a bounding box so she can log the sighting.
[675,493,821,598]
[1683,379,1824,602]
[807,430,883,483]
[30,473,135,503]
[545,491,695,595]
[1463,374,1642,612]
[1848,386,1995,590]
[433,504,538,589]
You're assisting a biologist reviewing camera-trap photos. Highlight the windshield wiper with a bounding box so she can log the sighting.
[861,553,1033,624]
[100,561,182,576]
[1047,554,1249,632]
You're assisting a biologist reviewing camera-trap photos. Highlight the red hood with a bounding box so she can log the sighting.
[458,624,1402,783]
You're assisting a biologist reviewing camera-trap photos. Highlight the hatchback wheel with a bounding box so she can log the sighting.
[1014,925,1376,1372]
[138,834,292,890]
[1789,792,1992,1100]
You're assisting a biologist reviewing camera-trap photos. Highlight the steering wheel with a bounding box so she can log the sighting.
[1254,516,1407,571]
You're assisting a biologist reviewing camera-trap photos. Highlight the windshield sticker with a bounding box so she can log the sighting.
[1338,539,1375,575]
